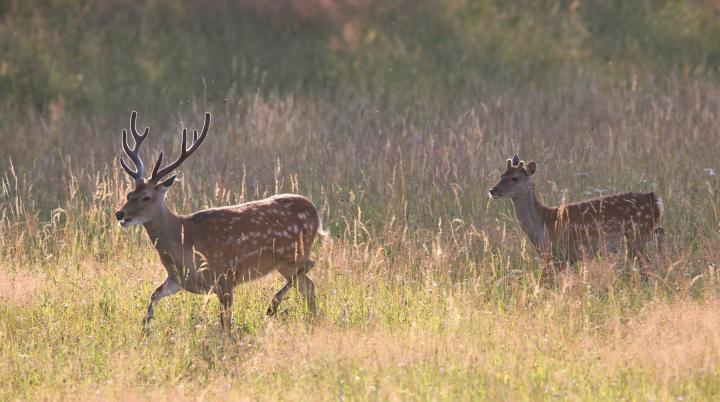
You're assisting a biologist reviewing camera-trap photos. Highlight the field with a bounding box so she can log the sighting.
[2,1,720,400]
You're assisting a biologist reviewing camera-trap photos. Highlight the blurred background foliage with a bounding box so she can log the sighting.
[1,0,719,115]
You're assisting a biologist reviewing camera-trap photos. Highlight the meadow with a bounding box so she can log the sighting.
[2,1,720,400]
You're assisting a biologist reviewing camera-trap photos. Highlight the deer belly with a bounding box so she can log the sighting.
[559,231,625,261]
[231,254,283,283]
[191,253,282,288]
[171,268,218,294]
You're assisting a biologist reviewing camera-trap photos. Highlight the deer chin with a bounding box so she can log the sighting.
[488,190,505,199]
[119,217,142,227]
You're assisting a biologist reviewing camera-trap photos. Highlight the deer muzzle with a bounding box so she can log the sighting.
[115,210,135,227]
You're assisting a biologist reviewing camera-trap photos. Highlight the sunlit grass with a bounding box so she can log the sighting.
[1,76,720,400]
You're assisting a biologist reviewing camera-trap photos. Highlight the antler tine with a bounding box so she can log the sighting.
[130,110,150,139]
[150,151,164,179]
[120,111,149,180]
[150,112,211,182]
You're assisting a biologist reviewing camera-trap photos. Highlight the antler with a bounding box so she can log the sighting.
[120,111,149,181]
[150,112,211,183]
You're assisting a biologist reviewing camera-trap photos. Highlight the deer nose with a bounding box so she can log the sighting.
[115,210,125,221]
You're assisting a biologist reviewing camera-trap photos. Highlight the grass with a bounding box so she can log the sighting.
[2,1,720,399]
[1,74,720,400]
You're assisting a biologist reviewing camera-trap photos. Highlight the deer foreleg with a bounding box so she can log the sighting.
[539,252,558,285]
[142,277,181,332]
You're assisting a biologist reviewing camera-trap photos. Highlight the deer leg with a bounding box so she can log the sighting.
[216,288,234,333]
[638,250,653,279]
[539,252,557,285]
[267,259,316,316]
[296,273,317,315]
[267,277,295,316]
[628,243,654,280]
[655,227,666,265]
[142,277,181,331]
[295,258,317,314]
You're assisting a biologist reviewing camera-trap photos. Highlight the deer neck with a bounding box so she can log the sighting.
[143,202,183,251]
[510,183,551,249]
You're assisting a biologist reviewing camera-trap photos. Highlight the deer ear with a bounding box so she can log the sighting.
[525,161,536,175]
[157,175,177,190]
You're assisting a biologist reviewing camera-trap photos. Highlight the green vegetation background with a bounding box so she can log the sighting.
[2,0,719,114]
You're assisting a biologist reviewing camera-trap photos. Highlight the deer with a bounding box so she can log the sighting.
[114,111,324,333]
[488,154,666,279]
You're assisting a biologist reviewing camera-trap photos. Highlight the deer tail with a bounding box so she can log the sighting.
[317,216,329,237]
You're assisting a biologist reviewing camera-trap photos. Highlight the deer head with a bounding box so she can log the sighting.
[115,111,211,227]
[488,154,537,199]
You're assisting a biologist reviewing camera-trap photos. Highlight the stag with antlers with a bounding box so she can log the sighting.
[489,155,666,277]
[115,111,323,333]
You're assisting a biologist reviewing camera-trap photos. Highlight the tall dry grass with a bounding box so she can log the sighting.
[1,74,720,400]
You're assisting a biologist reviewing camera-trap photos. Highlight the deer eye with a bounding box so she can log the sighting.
[141,196,151,202]
[511,177,518,182]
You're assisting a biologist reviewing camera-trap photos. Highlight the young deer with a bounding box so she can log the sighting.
[489,155,665,275]
[115,111,323,332]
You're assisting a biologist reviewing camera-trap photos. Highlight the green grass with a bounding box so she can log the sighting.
[2,0,720,114]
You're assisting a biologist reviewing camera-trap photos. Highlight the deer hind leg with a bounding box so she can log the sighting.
[292,258,317,314]
[296,273,317,315]
[267,259,316,316]
[267,275,295,317]
[655,227,666,265]
[215,287,234,333]
[142,277,181,333]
